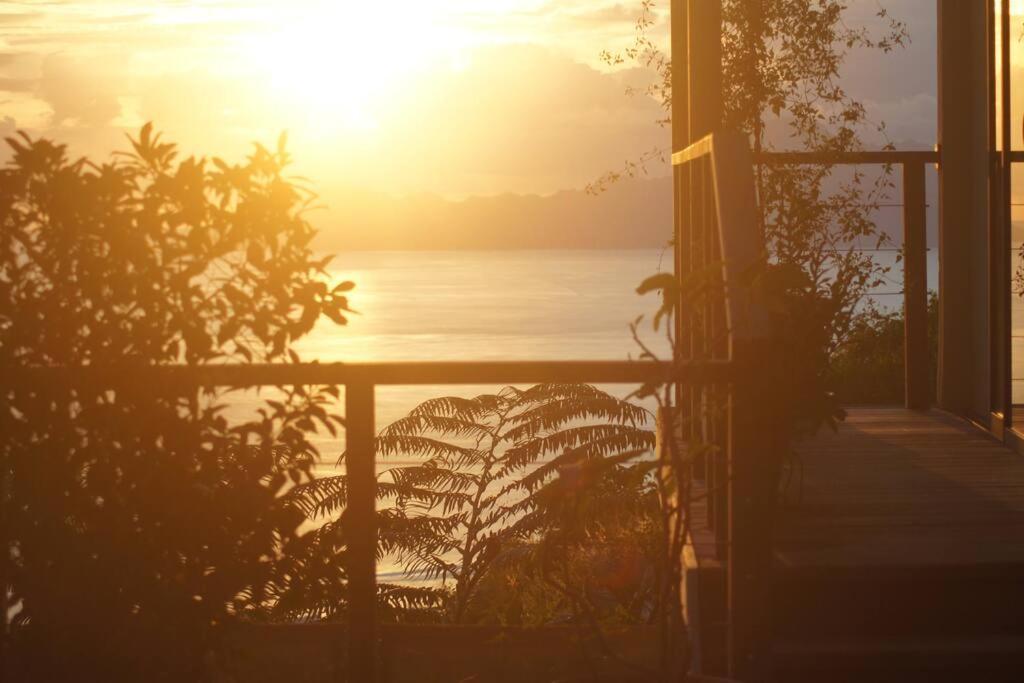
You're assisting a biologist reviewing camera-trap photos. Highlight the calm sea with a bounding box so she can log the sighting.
[238,248,942,580]
[222,248,961,465]
[225,250,674,468]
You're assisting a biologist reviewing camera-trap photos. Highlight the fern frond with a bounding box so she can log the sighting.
[378,414,494,441]
[407,395,499,420]
[375,434,481,462]
[503,395,650,442]
[497,424,655,478]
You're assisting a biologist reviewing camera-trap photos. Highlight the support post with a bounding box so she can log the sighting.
[344,381,376,683]
[672,0,691,404]
[688,0,722,140]
[903,162,930,409]
[727,348,776,683]
[711,131,776,683]
[687,0,723,548]
[670,0,689,152]
[936,0,989,416]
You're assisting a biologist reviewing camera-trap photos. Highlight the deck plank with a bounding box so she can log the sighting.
[776,408,1024,569]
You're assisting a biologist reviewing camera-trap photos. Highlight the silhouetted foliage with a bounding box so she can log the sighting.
[0,125,352,680]
[831,293,939,405]
[283,384,656,626]
[600,1,911,409]
[724,2,911,414]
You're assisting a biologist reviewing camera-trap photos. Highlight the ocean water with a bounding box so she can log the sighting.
[220,248,956,467]
[295,249,673,366]
[223,249,675,469]
[221,247,952,581]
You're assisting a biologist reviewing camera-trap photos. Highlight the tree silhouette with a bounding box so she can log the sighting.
[0,125,351,680]
[598,1,910,362]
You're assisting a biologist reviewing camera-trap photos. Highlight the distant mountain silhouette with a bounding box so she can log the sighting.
[314,176,672,251]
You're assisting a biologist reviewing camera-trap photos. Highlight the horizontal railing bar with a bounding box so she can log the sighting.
[753,150,939,165]
[671,136,715,166]
[1010,151,1024,163]
[8,360,737,389]
[673,147,940,168]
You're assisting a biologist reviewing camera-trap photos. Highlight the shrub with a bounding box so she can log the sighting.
[830,293,938,405]
[284,384,656,626]
[0,126,351,680]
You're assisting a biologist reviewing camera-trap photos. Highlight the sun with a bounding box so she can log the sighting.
[242,2,456,133]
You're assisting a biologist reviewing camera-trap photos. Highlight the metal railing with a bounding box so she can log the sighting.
[672,134,940,678]
[673,131,778,679]
[11,358,735,682]
[755,149,940,410]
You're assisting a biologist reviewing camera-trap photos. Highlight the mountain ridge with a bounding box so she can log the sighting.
[312,176,673,251]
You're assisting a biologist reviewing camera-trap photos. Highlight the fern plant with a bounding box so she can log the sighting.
[283,383,655,623]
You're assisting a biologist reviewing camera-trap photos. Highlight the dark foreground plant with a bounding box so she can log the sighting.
[0,125,351,681]
[600,1,912,402]
[831,292,938,405]
[283,384,656,626]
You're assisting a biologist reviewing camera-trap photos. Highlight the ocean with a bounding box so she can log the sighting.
[224,247,948,580]
[220,248,954,469]
[222,249,675,471]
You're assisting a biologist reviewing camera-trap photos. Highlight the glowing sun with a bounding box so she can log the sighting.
[243,2,460,132]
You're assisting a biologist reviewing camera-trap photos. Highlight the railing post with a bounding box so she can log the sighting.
[937,0,988,414]
[727,344,779,683]
[687,0,722,140]
[344,380,376,683]
[903,162,929,409]
[687,0,723,557]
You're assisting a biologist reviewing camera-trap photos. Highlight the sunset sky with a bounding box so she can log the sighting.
[0,0,972,199]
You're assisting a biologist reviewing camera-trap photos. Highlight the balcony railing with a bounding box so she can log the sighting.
[755,149,940,410]
[11,358,736,681]
[9,132,775,681]
[672,133,942,677]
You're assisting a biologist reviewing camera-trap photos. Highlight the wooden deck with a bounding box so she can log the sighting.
[769,407,1024,681]
[684,407,1024,681]
[778,407,1024,569]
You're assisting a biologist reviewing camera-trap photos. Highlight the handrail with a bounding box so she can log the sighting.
[7,356,735,683]
[754,150,939,165]
[672,132,933,677]
[679,139,934,410]
[7,359,736,388]
[672,131,775,678]
[674,148,940,167]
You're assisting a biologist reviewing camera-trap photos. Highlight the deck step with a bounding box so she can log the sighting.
[771,634,1024,683]
[771,563,1024,639]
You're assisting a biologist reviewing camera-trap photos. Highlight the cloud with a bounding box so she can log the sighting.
[560,3,637,25]
[24,40,669,196]
[0,0,944,197]
[360,43,670,195]
[37,54,123,126]
[0,77,33,92]
[0,12,43,25]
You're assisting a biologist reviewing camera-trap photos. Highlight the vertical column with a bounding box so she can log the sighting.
[686,0,724,536]
[344,381,376,683]
[987,0,1007,426]
[996,0,1013,427]
[937,0,989,416]
[715,132,774,683]
[670,0,690,153]
[688,0,722,140]
[672,0,690,371]
[903,162,930,409]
